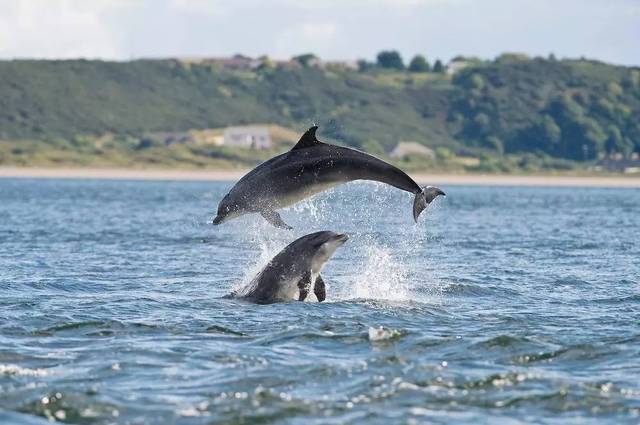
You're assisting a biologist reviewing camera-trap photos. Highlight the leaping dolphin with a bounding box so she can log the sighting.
[228,231,348,304]
[213,126,445,229]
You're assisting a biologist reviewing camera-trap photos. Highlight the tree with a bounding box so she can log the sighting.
[459,73,485,90]
[547,94,583,122]
[408,55,430,72]
[256,56,275,71]
[357,59,373,72]
[485,136,504,154]
[581,118,607,153]
[435,147,453,161]
[292,53,319,67]
[541,115,562,145]
[605,125,624,154]
[628,70,640,88]
[607,81,623,98]
[474,112,490,128]
[376,50,404,70]
[512,115,561,154]
[433,59,445,73]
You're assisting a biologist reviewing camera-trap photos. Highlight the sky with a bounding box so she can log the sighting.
[0,0,638,66]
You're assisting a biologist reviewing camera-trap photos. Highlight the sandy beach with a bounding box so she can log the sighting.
[1,166,639,188]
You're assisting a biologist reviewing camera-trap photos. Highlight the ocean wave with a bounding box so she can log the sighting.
[594,294,640,304]
[0,364,52,377]
[474,335,533,349]
[367,326,405,343]
[440,282,497,297]
[31,320,163,337]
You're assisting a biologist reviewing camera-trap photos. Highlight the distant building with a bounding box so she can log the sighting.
[223,126,272,149]
[216,54,262,70]
[272,59,301,70]
[320,60,359,70]
[597,158,640,173]
[446,59,471,75]
[179,55,303,71]
[389,142,435,160]
[180,55,262,70]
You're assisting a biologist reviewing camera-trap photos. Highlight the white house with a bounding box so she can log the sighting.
[389,141,435,160]
[446,59,471,75]
[223,126,272,149]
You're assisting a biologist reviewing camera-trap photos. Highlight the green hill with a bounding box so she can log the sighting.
[450,56,640,161]
[0,56,638,170]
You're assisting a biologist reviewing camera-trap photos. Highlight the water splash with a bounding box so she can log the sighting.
[291,191,333,223]
[229,190,339,295]
[229,222,289,294]
[226,182,444,304]
[344,243,410,301]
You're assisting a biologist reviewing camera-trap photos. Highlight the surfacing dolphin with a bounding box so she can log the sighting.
[213,126,445,229]
[228,231,348,304]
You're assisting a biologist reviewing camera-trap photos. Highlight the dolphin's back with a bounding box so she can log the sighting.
[240,266,285,304]
[312,144,421,193]
[230,144,421,209]
[239,250,300,304]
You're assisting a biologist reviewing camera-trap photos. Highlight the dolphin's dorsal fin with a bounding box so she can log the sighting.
[291,126,320,150]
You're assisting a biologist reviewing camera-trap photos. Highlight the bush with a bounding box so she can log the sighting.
[376,51,405,70]
[408,55,430,72]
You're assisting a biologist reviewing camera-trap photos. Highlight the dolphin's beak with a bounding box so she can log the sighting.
[335,233,349,243]
[212,214,224,225]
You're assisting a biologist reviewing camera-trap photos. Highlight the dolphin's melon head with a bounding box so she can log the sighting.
[212,194,243,225]
[300,231,349,271]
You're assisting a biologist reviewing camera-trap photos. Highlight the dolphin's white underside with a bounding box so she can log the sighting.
[269,181,342,210]
[273,270,321,302]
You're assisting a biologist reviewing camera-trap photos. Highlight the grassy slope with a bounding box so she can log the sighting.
[0,60,456,149]
[0,58,639,171]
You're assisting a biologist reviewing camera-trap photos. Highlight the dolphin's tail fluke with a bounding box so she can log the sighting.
[413,186,446,222]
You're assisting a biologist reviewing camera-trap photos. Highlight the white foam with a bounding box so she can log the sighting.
[368,326,402,342]
[0,364,51,377]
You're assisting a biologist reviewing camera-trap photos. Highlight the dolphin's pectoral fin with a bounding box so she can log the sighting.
[314,274,326,302]
[297,271,312,301]
[260,209,293,230]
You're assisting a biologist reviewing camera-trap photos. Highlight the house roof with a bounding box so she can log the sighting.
[390,141,434,158]
[223,126,270,136]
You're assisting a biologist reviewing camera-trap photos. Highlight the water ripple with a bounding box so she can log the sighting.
[1,180,639,424]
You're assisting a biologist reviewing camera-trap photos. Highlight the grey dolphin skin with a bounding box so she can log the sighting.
[213,126,445,229]
[230,231,348,304]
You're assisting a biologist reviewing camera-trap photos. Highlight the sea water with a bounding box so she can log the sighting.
[0,179,639,424]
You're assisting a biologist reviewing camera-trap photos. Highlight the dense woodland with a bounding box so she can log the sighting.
[0,54,638,168]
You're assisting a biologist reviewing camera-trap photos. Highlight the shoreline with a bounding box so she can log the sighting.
[0,166,639,188]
